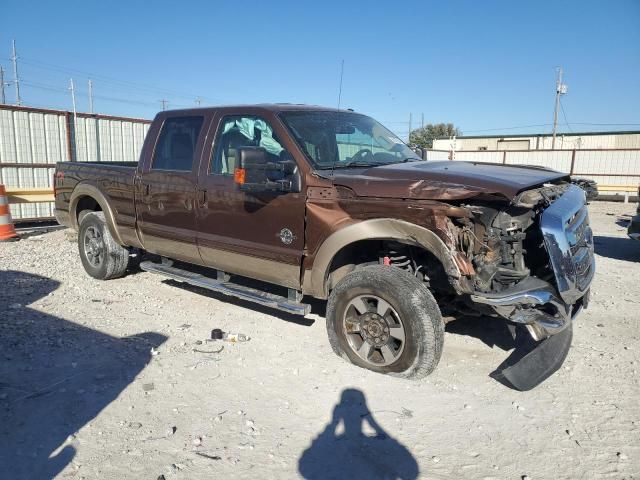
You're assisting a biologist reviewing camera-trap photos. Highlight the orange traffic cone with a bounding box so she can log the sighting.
[0,184,20,242]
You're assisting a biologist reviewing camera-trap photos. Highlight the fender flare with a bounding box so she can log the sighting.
[306,218,461,298]
[69,183,124,245]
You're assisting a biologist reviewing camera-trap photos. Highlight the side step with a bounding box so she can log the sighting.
[140,261,311,316]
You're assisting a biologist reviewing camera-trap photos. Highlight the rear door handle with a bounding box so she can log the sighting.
[197,188,207,207]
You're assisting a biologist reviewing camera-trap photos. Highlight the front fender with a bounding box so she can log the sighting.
[304,218,461,298]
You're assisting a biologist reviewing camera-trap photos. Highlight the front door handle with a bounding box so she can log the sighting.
[197,188,207,207]
[143,184,150,196]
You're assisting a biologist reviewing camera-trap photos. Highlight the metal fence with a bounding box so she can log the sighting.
[0,104,150,220]
[2,103,639,222]
[425,148,640,198]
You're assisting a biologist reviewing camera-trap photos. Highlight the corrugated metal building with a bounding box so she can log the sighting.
[0,105,150,220]
[433,130,640,151]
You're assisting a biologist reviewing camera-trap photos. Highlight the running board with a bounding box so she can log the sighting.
[140,261,311,316]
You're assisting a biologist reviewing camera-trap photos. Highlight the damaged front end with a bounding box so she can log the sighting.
[460,184,595,390]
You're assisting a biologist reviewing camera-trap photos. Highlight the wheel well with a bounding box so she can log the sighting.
[75,195,102,220]
[326,239,451,294]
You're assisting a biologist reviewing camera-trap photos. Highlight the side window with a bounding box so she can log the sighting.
[210,116,287,175]
[152,116,204,171]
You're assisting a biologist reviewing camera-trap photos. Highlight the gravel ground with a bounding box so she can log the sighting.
[1,201,639,480]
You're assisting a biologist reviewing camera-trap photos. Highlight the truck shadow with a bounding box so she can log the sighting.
[298,388,419,480]
[0,270,167,480]
[593,235,640,262]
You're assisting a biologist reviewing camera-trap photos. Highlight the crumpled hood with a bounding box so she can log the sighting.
[330,161,570,201]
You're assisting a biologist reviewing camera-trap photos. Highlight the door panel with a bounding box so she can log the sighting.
[137,114,208,263]
[195,113,306,289]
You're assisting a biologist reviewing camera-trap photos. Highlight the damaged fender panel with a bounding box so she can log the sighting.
[303,216,463,298]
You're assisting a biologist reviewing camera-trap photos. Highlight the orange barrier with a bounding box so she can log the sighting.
[0,184,20,242]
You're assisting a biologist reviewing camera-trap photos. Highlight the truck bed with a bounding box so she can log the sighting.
[54,161,139,243]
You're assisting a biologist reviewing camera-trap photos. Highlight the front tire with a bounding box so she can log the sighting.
[78,211,129,280]
[326,265,444,378]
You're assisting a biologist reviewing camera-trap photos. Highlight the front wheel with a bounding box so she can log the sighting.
[326,265,444,378]
[78,211,130,280]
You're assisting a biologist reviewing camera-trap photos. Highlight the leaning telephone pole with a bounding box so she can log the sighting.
[0,66,6,104]
[11,40,21,105]
[88,79,94,113]
[69,79,77,118]
[551,67,567,149]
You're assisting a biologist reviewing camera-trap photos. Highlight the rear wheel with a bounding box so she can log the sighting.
[78,212,129,280]
[326,265,444,378]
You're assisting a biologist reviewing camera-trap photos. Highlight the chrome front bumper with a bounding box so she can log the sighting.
[471,277,589,340]
[471,185,595,339]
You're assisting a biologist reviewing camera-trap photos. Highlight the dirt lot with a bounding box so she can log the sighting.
[1,201,639,480]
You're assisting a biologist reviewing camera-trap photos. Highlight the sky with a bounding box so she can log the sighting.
[1,0,639,138]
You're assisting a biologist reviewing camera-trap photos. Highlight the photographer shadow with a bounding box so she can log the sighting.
[299,388,419,480]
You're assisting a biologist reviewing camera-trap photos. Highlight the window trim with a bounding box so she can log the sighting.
[150,115,205,172]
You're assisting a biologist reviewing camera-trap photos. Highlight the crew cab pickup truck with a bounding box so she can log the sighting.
[54,105,595,390]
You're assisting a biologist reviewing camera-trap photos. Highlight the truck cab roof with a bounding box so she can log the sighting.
[156,103,356,117]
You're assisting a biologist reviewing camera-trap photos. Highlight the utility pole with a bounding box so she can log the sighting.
[0,66,5,104]
[11,40,21,105]
[69,78,77,118]
[337,59,344,109]
[88,79,94,113]
[421,112,424,130]
[408,113,412,143]
[551,67,567,149]
[160,99,168,111]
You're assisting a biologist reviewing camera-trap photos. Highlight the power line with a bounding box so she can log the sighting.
[559,97,572,133]
[570,122,640,126]
[337,59,344,109]
[21,79,176,109]
[14,56,223,103]
[463,124,554,133]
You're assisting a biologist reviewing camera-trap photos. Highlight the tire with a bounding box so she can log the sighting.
[326,265,444,378]
[78,211,129,280]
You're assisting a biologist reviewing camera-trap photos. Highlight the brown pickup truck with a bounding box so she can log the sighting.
[54,104,595,389]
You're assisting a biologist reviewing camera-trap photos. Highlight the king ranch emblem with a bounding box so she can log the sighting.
[278,228,296,245]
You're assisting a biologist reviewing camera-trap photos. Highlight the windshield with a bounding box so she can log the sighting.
[279,111,420,170]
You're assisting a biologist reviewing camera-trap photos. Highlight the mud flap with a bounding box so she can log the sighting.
[491,323,573,391]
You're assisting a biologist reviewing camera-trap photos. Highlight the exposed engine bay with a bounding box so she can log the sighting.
[464,182,571,296]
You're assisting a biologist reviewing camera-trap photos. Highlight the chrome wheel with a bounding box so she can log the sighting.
[342,294,406,367]
[83,225,105,267]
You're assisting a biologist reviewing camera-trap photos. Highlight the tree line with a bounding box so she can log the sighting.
[408,123,461,149]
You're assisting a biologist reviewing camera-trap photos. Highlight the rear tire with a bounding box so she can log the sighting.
[78,212,129,280]
[326,265,444,378]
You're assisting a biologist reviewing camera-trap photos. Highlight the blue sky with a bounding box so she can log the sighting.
[1,0,639,138]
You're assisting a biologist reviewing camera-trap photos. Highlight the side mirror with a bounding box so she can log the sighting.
[234,147,301,193]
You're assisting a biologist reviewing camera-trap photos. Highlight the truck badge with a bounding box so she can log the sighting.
[278,228,295,245]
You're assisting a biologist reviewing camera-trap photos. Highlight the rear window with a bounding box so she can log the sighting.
[152,116,204,171]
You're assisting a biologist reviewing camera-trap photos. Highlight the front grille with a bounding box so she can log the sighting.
[540,185,595,305]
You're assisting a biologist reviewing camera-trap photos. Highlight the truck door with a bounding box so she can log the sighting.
[137,113,208,263]
[195,112,306,290]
